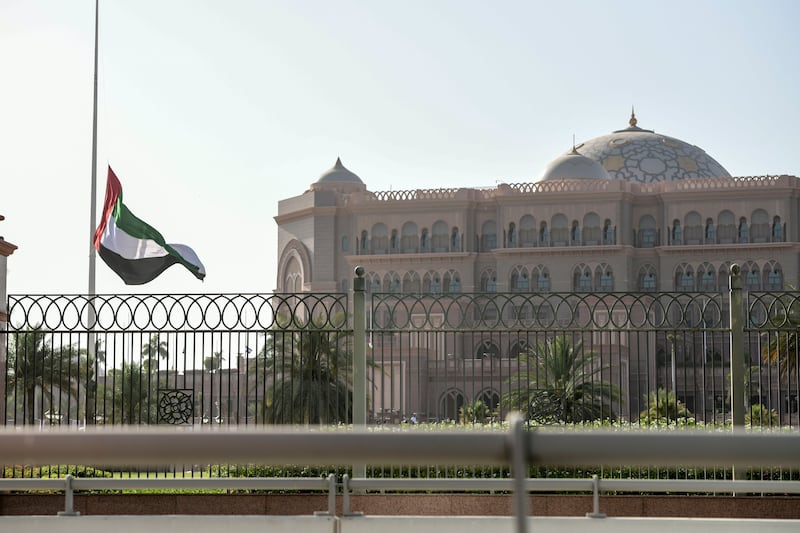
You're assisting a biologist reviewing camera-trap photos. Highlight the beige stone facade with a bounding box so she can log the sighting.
[275,116,797,302]
[274,115,800,423]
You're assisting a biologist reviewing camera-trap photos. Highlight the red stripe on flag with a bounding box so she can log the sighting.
[93,166,123,250]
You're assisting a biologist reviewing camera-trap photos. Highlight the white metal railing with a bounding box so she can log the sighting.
[2,419,800,532]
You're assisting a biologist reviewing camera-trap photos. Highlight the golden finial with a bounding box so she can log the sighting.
[629,106,638,128]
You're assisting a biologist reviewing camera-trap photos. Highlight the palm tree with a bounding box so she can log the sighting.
[265,315,356,424]
[203,351,225,372]
[746,403,780,427]
[6,327,81,425]
[79,338,105,425]
[101,361,157,424]
[141,334,170,371]
[761,326,800,381]
[502,336,620,424]
[638,388,694,424]
[459,399,491,425]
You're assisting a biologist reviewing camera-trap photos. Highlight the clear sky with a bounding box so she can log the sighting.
[2,0,799,296]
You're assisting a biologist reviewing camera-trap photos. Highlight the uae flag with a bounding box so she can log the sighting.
[93,167,206,285]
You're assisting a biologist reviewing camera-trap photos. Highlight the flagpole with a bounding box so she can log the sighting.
[86,0,100,427]
[88,0,99,297]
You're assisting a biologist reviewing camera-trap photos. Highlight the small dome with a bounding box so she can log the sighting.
[538,149,611,181]
[316,157,363,184]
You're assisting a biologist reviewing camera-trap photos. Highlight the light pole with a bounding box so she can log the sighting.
[667,333,678,394]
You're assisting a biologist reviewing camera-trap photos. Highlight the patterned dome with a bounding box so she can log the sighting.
[573,112,731,183]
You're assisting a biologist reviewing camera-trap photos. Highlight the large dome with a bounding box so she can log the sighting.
[572,112,731,183]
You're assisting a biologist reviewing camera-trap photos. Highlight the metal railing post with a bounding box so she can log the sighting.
[312,473,337,517]
[509,414,529,533]
[728,264,746,482]
[729,265,746,428]
[57,474,79,516]
[586,474,606,518]
[352,266,367,479]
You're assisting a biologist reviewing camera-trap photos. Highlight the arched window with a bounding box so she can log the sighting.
[578,271,592,291]
[675,265,694,291]
[551,214,568,246]
[717,210,735,243]
[475,340,500,359]
[672,219,682,245]
[533,266,550,292]
[510,266,529,292]
[477,389,501,414]
[401,222,418,253]
[638,265,657,291]
[772,216,783,242]
[738,217,749,243]
[743,263,760,290]
[717,263,731,292]
[480,269,498,293]
[520,215,536,247]
[360,230,369,253]
[507,223,516,247]
[751,209,769,242]
[582,212,600,245]
[574,264,593,292]
[371,223,388,253]
[368,273,382,293]
[403,271,421,294]
[684,211,702,244]
[508,339,530,359]
[765,262,783,290]
[598,267,614,291]
[439,389,465,423]
[341,235,349,252]
[480,220,497,251]
[603,219,614,245]
[571,220,581,244]
[698,264,716,291]
[539,221,549,245]
[432,220,449,252]
[420,228,429,252]
[384,272,401,293]
[430,274,442,294]
[390,229,398,252]
[444,270,461,293]
[705,218,715,243]
[637,215,657,248]
[451,227,460,251]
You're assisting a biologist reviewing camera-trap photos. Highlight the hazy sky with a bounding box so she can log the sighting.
[2,0,799,296]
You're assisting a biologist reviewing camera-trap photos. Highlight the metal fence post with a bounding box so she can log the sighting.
[728,264,746,428]
[352,266,367,479]
[728,264,746,483]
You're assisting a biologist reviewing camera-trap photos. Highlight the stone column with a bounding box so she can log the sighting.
[0,215,19,425]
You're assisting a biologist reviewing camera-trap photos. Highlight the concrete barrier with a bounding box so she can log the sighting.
[0,515,336,533]
[340,516,800,532]
[2,515,799,533]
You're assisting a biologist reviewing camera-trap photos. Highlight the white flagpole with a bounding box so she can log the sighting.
[86,0,100,426]
[88,0,99,296]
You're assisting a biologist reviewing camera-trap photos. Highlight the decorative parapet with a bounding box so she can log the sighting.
[343,175,799,205]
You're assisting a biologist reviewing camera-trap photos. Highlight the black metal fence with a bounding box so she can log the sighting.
[3,280,800,479]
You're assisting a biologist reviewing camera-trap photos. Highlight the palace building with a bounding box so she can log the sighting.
[274,112,800,423]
